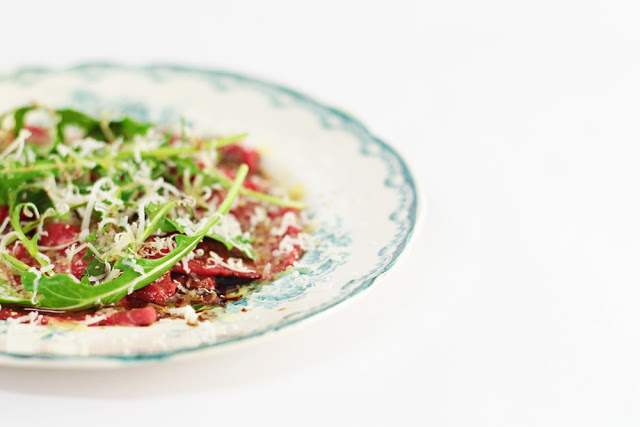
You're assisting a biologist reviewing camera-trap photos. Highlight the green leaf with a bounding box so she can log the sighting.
[55,108,151,142]
[142,201,179,242]
[56,108,99,131]
[13,106,37,133]
[83,258,106,278]
[151,201,256,260]
[85,230,98,242]
[0,278,32,305]
[0,254,36,305]
[20,164,249,311]
[2,253,30,273]
[100,117,152,141]
[205,229,256,260]
[0,159,80,206]
[8,197,47,267]
[55,108,100,142]
[162,216,184,233]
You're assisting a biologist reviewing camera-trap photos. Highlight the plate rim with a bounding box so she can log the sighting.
[0,63,421,366]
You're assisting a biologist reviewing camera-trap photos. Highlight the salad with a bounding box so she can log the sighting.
[0,105,313,326]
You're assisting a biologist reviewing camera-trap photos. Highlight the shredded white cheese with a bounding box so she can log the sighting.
[271,211,298,236]
[169,305,199,325]
[0,128,31,161]
[27,267,42,304]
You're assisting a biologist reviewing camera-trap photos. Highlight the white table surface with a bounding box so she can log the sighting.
[1,1,639,425]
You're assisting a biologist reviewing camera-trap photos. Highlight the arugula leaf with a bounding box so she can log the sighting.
[85,230,98,242]
[206,229,255,260]
[0,159,82,204]
[107,117,152,141]
[2,253,30,273]
[150,202,256,260]
[83,258,107,278]
[18,165,249,311]
[13,106,37,133]
[8,195,47,267]
[0,278,32,305]
[56,108,99,130]
[0,254,36,305]
[55,108,151,142]
[0,172,41,206]
[142,201,179,241]
[55,108,99,142]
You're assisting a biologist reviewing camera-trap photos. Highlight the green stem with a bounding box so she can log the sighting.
[141,200,179,242]
[115,133,248,161]
[240,187,306,210]
[2,253,30,273]
[212,169,306,210]
[1,133,247,176]
[213,164,249,223]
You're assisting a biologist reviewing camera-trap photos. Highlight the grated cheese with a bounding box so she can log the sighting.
[27,267,42,304]
[271,211,298,236]
[250,206,268,229]
[206,250,255,273]
[0,128,31,161]
[272,233,315,257]
[169,305,199,325]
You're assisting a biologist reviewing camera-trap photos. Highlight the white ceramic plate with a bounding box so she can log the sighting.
[0,64,419,367]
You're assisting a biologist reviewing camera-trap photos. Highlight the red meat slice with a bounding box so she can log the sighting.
[24,125,51,146]
[218,166,263,191]
[0,308,56,325]
[171,259,260,278]
[268,207,300,220]
[38,223,89,279]
[281,247,302,269]
[9,243,38,267]
[40,223,80,248]
[69,250,89,281]
[170,239,260,279]
[188,275,216,290]
[125,273,179,305]
[0,308,28,322]
[96,306,157,326]
[0,205,8,225]
[219,144,260,174]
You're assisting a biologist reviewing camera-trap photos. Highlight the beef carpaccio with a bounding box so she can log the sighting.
[0,105,313,326]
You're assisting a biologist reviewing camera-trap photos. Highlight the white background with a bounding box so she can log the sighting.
[0,1,638,426]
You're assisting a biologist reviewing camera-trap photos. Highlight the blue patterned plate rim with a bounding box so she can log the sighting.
[0,63,421,365]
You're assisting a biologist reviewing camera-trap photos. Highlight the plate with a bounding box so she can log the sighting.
[0,64,419,367]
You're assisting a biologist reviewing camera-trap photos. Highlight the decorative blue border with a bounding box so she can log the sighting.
[0,64,420,364]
